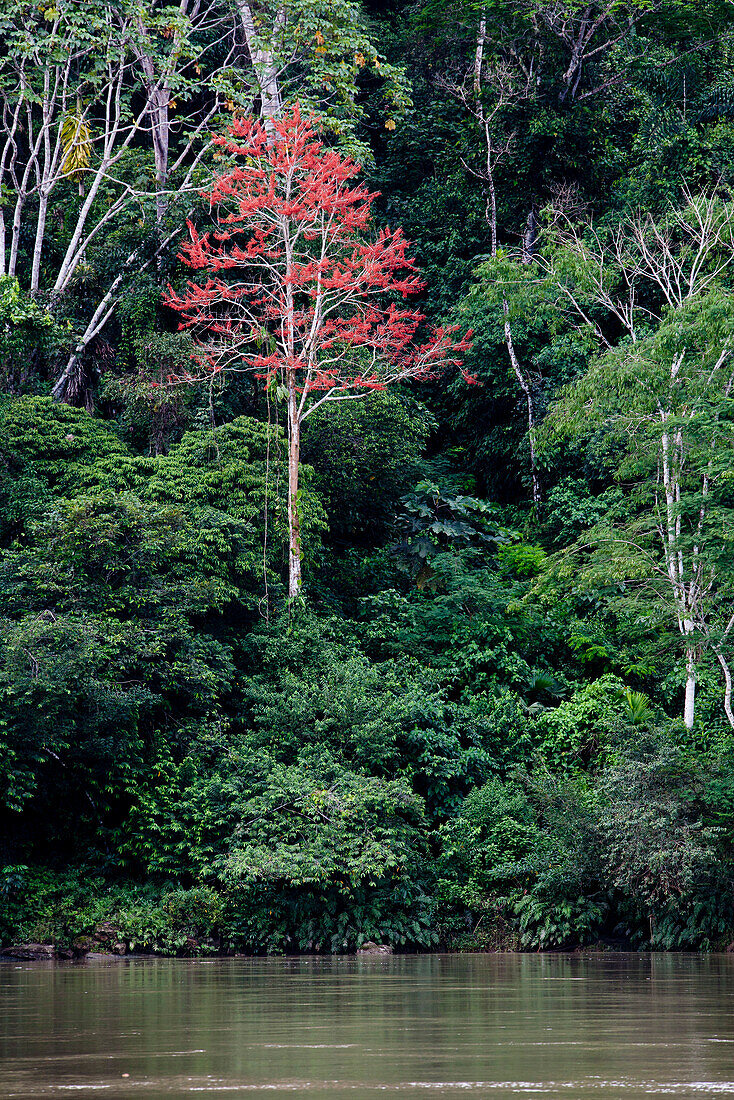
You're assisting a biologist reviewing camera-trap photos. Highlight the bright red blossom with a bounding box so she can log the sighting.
[164,104,472,403]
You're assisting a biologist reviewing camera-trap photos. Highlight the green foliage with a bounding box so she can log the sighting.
[436,771,606,950]
[101,334,197,455]
[302,391,430,543]
[238,615,501,822]
[221,752,433,953]
[0,866,223,954]
[4,0,734,958]
[0,396,129,540]
[437,726,734,952]
[446,257,593,500]
[0,401,324,850]
[597,731,729,947]
[394,480,508,579]
[533,674,634,772]
[543,479,624,550]
[113,887,224,954]
[0,279,62,393]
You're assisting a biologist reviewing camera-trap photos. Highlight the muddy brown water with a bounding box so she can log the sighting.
[1,954,734,1098]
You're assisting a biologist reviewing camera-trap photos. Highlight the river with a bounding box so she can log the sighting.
[2,954,734,1098]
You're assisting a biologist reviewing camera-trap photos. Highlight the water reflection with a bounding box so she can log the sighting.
[1,954,733,1098]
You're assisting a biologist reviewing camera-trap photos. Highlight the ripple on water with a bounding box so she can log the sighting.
[3,956,734,1099]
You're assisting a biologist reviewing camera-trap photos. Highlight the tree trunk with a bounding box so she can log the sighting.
[286,369,302,597]
[487,168,497,257]
[52,275,123,401]
[683,646,696,730]
[481,117,540,509]
[715,649,734,731]
[483,117,498,258]
[522,207,538,264]
[503,296,541,509]
[144,84,170,225]
[52,223,181,401]
[9,185,28,277]
[235,0,284,137]
[30,189,49,294]
[134,19,172,226]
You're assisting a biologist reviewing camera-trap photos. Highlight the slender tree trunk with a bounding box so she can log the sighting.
[9,184,28,276]
[52,149,117,295]
[715,649,734,731]
[503,297,541,508]
[146,87,170,225]
[483,118,498,258]
[30,89,54,294]
[522,207,538,263]
[52,219,182,402]
[487,170,497,257]
[684,644,696,730]
[134,19,172,226]
[0,90,26,275]
[235,0,284,136]
[30,190,49,294]
[560,45,584,103]
[473,11,485,96]
[475,76,540,509]
[286,369,302,597]
[659,408,700,729]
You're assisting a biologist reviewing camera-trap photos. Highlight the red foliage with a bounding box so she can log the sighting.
[164,104,472,416]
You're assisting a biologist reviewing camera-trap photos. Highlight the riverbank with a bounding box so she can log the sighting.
[0,878,621,959]
[2,879,726,959]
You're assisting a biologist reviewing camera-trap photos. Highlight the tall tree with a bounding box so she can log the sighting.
[165,106,472,596]
[232,0,410,152]
[546,191,734,730]
[0,0,236,403]
[437,15,543,505]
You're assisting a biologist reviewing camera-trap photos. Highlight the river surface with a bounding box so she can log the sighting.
[2,954,734,1099]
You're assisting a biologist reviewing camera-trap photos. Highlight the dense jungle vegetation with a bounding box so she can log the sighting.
[4,0,734,956]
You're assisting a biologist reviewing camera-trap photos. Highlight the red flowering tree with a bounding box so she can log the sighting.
[165,105,473,597]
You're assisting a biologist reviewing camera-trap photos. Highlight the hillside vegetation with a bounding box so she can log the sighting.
[3,0,734,954]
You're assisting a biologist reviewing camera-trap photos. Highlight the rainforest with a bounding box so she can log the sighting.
[2,0,734,957]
